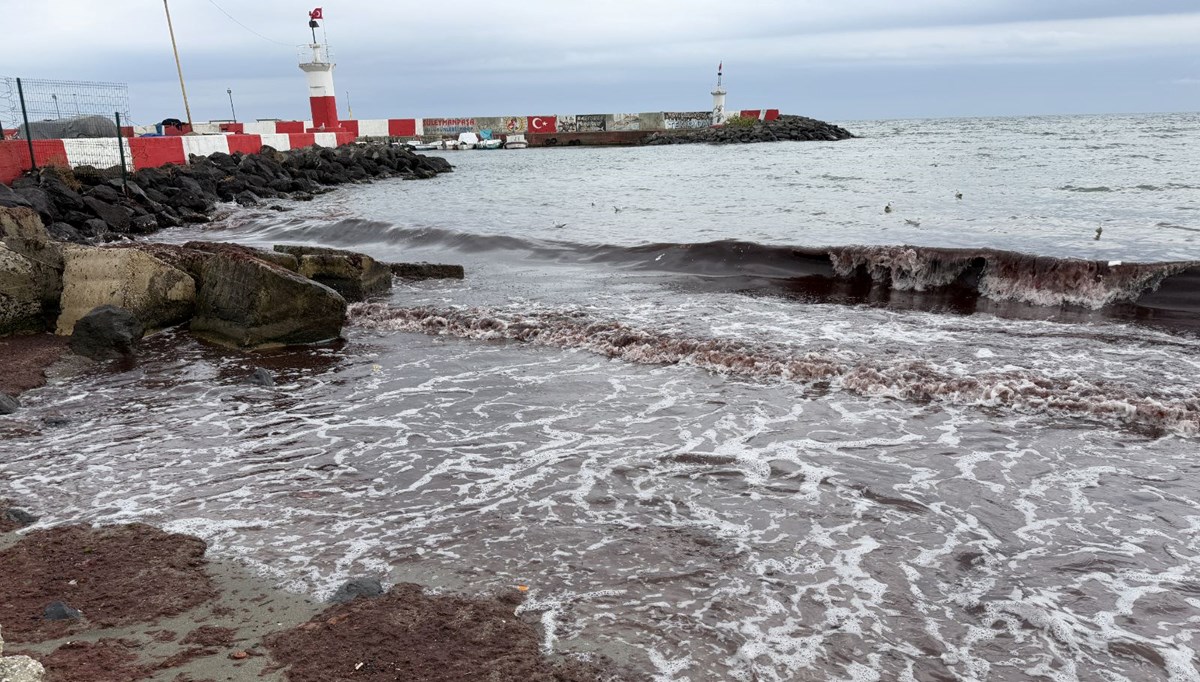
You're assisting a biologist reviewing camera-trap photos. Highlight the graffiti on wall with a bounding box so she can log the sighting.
[575,114,606,132]
[663,112,712,129]
[423,117,476,135]
[501,116,526,133]
[556,115,578,133]
[609,113,641,131]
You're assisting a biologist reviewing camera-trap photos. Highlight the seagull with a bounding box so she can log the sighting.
[884,202,893,214]
[613,206,622,213]
[955,190,963,200]
[554,222,567,229]
[590,201,595,207]
[905,219,921,227]
[1095,226,1103,240]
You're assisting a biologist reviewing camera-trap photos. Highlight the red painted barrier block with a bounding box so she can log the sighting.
[739,110,761,120]
[288,133,316,149]
[220,122,245,134]
[335,132,355,146]
[340,120,360,137]
[225,134,264,156]
[276,121,305,134]
[387,119,416,137]
[764,109,780,121]
[128,137,186,171]
[0,139,69,184]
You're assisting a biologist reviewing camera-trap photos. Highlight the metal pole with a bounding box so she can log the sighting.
[72,93,80,116]
[52,94,61,118]
[115,111,128,193]
[227,88,236,122]
[163,0,193,126]
[16,78,36,172]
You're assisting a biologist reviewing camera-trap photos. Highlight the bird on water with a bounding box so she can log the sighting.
[1095,226,1103,240]
[884,202,893,214]
[905,219,921,227]
[955,190,963,200]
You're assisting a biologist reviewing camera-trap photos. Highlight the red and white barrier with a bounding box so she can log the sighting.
[0,131,355,184]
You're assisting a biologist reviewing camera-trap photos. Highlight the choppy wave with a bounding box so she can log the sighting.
[350,303,1200,436]
[255,220,1199,318]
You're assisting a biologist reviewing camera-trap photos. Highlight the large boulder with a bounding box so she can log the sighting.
[0,207,63,310]
[56,246,196,335]
[182,241,299,272]
[0,245,44,335]
[0,625,45,681]
[69,305,144,360]
[191,252,346,347]
[273,245,392,302]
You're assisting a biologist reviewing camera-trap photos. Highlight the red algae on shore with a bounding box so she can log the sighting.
[0,333,67,398]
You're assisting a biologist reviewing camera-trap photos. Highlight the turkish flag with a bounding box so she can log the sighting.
[528,115,557,133]
[309,7,323,20]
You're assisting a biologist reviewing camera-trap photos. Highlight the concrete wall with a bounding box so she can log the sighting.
[0,131,356,184]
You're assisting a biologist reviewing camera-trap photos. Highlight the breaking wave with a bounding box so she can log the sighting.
[349,303,1200,436]
[247,219,1199,319]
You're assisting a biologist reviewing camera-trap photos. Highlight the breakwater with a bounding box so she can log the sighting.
[0,142,451,243]
[647,114,855,145]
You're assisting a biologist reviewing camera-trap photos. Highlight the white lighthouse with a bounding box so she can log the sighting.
[299,8,342,131]
[711,62,727,125]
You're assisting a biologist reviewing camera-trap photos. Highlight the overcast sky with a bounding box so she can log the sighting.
[5,1,1199,125]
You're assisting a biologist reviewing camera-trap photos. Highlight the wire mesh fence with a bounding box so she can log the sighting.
[1,76,132,180]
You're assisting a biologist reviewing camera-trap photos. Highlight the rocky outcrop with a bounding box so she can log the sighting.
[646,114,855,145]
[69,305,144,360]
[5,143,454,244]
[390,262,466,280]
[56,245,195,335]
[190,251,347,347]
[274,245,392,302]
[0,626,46,682]
[0,246,43,335]
[0,207,63,321]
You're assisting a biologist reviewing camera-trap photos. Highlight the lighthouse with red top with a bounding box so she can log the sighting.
[299,8,342,132]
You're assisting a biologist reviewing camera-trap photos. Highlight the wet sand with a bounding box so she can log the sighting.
[0,334,68,399]
[0,513,636,681]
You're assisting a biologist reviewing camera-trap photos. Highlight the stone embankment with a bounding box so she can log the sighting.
[646,114,855,145]
[0,205,464,405]
[0,142,452,244]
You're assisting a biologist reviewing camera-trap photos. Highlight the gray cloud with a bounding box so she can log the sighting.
[6,1,1198,123]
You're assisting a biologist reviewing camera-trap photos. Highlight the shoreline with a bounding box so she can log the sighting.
[0,514,642,681]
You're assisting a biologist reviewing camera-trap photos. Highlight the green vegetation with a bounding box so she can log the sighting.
[722,115,758,129]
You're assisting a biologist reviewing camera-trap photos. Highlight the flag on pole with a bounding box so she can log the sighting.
[309,7,323,20]
[718,62,723,72]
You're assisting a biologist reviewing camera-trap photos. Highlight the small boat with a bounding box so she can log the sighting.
[455,132,479,150]
[403,139,438,151]
[504,134,528,149]
[474,130,503,150]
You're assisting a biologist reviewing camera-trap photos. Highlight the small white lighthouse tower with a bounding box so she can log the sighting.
[299,8,342,131]
[711,62,728,125]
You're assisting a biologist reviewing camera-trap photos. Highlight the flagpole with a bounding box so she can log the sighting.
[163,0,193,126]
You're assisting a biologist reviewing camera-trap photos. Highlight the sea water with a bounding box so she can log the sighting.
[3,113,1200,680]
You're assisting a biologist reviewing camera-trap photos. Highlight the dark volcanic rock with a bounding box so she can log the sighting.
[0,183,32,209]
[0,393,19,414]
[330,578,385,604]
[2,506,37,527]
[389,262,466,280]
[82,196,132,231]
[646,114,855,146]
[44,601,82,621]
[247,367,274,386]
[69,305,144,360]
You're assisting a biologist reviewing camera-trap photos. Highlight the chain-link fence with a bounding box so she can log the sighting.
[1,76,133,181]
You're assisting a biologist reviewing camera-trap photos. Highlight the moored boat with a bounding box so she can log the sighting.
[504,134,528,149]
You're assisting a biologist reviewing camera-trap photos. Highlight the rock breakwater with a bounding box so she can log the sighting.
[0,142,453,244]
[646,114,854,145]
